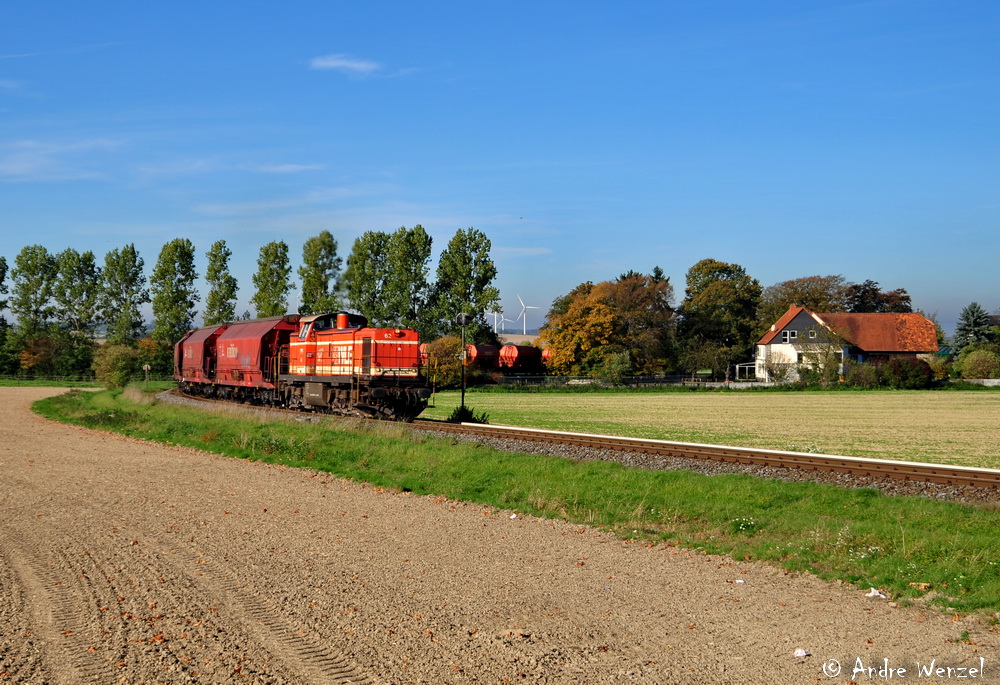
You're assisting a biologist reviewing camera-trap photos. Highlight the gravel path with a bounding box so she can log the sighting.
[1,387,997,683]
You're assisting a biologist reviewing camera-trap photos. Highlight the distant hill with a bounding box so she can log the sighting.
[498,333,539,346]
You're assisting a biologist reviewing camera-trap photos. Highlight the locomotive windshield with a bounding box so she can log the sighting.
[297,313,336,339]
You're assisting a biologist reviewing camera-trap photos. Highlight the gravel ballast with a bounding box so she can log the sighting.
[420,429,1000,506]
[1,387,997,683]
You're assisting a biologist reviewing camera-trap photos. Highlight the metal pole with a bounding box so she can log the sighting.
[460,323,466,413]
[455,313,472,416]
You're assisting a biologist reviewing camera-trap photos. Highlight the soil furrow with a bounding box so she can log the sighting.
[3,387,999,684]
[0,531,49,682]
[0,522,117,684]
[163,545,374,684]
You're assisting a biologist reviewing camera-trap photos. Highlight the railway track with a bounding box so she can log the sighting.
[163,389,1000,493]
[411,420,1000,490]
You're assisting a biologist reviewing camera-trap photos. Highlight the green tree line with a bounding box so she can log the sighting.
[538,259,999,382]
[2,235,996,385]
[0,226,501,381]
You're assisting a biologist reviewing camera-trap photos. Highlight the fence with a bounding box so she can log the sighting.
[0,374,174,385]
[493,374,767,388]
[0,374,99,384]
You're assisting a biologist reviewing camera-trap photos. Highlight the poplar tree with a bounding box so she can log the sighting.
[297,230,342,315]
[53,248,102,337]
[150,238,200,372]
[5,245,58,373]
[203,240,238,325]
[0,256,12,373]
[251,241,292,318]
[344,231,391,324]
[100,244,150,346]
[0,256,8,319]
[432,227,500,342]
[384,225,432,333]
[51,248,102,377]
[9,244,57,341]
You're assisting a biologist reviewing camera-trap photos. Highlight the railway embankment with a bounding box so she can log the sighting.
[5,386,1000,683]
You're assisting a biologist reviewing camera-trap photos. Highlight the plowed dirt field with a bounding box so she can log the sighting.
[1,387,996,683]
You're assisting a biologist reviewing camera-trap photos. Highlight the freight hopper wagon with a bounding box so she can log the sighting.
[175,312,431,420]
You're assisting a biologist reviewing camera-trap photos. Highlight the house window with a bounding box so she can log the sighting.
[781,330,798,344]
[808,330,817,339]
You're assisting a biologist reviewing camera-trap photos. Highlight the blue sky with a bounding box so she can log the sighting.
[2,1,997,335]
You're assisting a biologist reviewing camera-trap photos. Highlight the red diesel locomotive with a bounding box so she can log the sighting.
[174,312,431,420]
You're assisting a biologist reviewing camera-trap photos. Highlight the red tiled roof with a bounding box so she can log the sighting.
[756,305,806,345]
[815,312,939,353]
[758,305,939,353]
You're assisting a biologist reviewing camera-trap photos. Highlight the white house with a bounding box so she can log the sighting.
[755,305,939,382]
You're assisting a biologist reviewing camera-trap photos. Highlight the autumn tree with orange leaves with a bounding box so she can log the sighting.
[538,269,676,378]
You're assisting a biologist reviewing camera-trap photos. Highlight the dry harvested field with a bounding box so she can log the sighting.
[427,391,1000,468]
[3,386,999,683]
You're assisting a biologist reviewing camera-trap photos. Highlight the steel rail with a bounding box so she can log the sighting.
[165,391,1000,490]
[412,420,1000,489]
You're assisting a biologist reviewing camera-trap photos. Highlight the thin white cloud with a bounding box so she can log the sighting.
[0,138,120,181]
[0,79,19,89]
[247,163,326,174]
[0,51,45,60]
[195,186,364,216]
[309,53,381,77]
[136,158,222,179]
[136,159,325,180]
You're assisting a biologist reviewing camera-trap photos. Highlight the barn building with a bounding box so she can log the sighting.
[755,305,939,382]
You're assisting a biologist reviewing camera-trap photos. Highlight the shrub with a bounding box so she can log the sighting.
[92,344,142,389]
[794,364,821,387]
[447,405,489,424]
[960,349,1000,379]
[18,336,59,374]
[844,360,881,389]
[424,336,463,389]
[764,359,792,383]
[596,351,632,385]
[926,356,951,381]
[883,357,934,389]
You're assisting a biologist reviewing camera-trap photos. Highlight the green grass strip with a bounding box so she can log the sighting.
[0,379,98,388]
[32,384,1000,616]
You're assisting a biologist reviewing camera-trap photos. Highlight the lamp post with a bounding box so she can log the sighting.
[455,313,472,416]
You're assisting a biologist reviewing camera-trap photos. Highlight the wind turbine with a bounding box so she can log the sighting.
[516,295,539,336]
[485,310,503,333]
